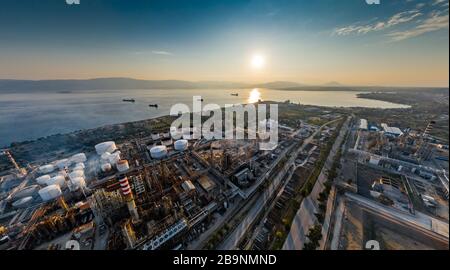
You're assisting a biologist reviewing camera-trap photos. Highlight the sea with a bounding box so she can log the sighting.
[0,88,409,147]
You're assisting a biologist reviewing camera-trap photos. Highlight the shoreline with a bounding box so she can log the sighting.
[0,91,411,149]
[1,100,410,165]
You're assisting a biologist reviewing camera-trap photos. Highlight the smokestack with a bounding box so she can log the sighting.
[119,176,139,221]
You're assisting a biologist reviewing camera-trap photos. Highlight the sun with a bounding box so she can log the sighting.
[251,54,265,70]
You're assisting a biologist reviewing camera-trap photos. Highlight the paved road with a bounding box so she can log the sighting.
[218,119,342,250]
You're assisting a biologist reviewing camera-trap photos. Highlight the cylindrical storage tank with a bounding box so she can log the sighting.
[12,196,34,209]
[55,159,69,170]
[101,163,112,173]
[11,185,39,201]
[70,153,87,164]
[174,140,188,151]
[69,170,84,181]
[101,152,111,161]
[108,151,121,165]
[73,163,85,171]
[46,175,66,187]
[116,160,130,172]
[74,162,85,169]
[71,177,86,190]
[38,185,62,201]
[39,164,55,174]
[95,141,117,155]
[36,175,51,185]
[150,146,168,159]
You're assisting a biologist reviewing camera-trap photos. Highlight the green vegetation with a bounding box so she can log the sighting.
[300,119,344,197]
[303,225,323,250]
[270,119,346,250]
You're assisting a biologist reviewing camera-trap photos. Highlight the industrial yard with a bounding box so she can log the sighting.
[1,100,448,251]
[1,102,344,250]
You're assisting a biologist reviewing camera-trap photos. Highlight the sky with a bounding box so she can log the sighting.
[0,0,448,87]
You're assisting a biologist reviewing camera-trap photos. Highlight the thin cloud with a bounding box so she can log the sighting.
[152,50,174,56]
[333,0,449,42]
[388,12,449,41]
[333,10,422,36]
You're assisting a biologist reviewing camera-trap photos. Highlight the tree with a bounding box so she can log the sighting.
[303,225,323,250]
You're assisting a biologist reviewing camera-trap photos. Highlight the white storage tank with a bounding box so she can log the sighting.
[101,152,111,161]
[174,140,188,151]
[73,162,85,171]
[69,170,84,181]
[95,141,117,155]
[11,185,40,201]
[38,185,62,201]
[108,151,121,165]
[150,146,168,159]
[101,163,112,173]
[46,175,66,187]
[116,160,130,172]
[70,153,87,164]
[12,196,34,209]
[36,175,51,185]
[39,164,55,174]
[75,162,85,169]
[55,159,69,170]
[71,177,86,190]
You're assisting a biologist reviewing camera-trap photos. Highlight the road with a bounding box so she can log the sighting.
[218,118,342,250]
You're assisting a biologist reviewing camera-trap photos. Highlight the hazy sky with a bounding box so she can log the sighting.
[0,0,448,87]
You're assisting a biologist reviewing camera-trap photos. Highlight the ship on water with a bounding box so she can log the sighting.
[123,99,136,103]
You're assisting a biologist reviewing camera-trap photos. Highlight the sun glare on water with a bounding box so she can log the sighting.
[248,88,262,103]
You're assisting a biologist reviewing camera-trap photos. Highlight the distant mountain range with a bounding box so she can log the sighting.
[0,78,307,92]
[0,78,445,92]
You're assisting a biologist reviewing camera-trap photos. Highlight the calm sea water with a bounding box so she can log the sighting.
[0,88,409,146]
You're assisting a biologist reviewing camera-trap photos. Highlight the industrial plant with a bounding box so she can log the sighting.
[0,119,307,250]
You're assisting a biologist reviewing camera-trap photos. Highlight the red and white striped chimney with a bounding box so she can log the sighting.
[118,176,139,221]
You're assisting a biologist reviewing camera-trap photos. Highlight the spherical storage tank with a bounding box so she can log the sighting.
[116,160,130,172]
[95,141,117,155]
[150,146,168,159]
[38,185,62,201]
[12,196,34,209]
[36,175,51,185]
[39,164,55,174]
[174,140,188,151]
